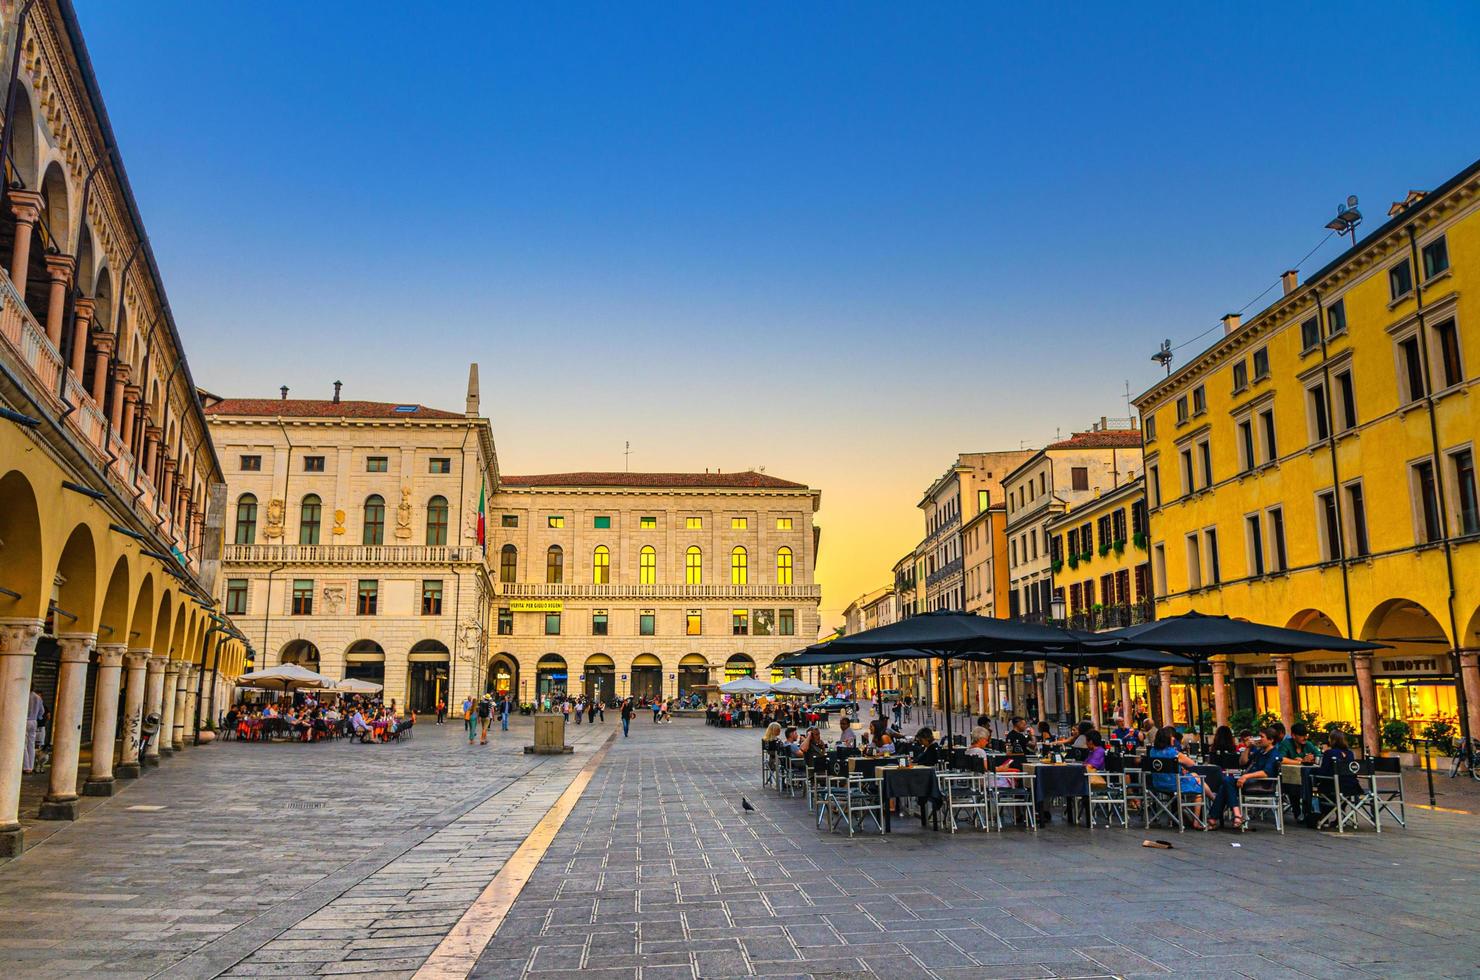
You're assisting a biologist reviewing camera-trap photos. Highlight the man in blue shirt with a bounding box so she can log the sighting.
[1210,727,1281,829]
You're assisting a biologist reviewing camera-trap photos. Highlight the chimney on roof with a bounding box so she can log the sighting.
[1221,313,1241,336]
[465,363,480,417]
[1100,416,1108,431]
[280,385,289,401]
[1281,270,1299,295]
[332,380,342,403]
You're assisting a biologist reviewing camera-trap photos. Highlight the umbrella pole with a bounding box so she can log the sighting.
[941,654,953,746]
[1193,659,1205,750]
[874,662,882,723]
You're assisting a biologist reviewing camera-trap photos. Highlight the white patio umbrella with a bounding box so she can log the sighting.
[334,677,384,694]
[719,676,772,696]
[769,677,821,695]
[235,662,336,695]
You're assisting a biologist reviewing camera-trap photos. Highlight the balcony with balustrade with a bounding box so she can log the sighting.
[491,581,822,602]
[223,543,487,566]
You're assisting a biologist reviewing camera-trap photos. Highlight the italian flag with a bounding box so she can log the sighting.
[476,479,486,553]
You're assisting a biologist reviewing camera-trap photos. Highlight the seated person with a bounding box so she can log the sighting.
[911,727,942,766]
[1209,726,1281,829]
[1314,729,1362,812]
[1062,721,1094,749]
[1004,717,1033,754]
[865,720,894,757]
[1148,725,1215,828]
[762,721,782,746]
[1208,725,1238,756]
[1037,721,1054,746]
[1110,717,1137,747]
[965,726,991,759]
[837,716,857,748]
[1277,722,1318,766]
[1083,730,1108,789]
[781,726,802,756]
[799,728,826,764]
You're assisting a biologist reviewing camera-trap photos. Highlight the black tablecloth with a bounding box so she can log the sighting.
[1029,763,1088,802]
[884,766,941,802]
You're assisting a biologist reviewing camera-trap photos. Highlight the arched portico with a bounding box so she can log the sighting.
[407,640,450,713]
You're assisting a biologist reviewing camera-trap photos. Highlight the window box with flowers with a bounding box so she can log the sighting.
[1133,530,1148,550]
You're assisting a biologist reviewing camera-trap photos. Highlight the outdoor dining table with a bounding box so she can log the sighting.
[1281,763,1319,819]
[877,764,941,832]
[1024,761,1090,824]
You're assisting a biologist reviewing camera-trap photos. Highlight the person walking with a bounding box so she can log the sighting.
[499,695,511,732]
[476,696,492,744]
[463,696,476,743]
[587,699,597,724]
[24,687,44,773]
[435,698,447,725]
[620,698,634,738]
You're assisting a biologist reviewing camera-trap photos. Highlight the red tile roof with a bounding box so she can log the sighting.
[500,471,808,490]
[1045,429,1143,450]
[204,399,464,420]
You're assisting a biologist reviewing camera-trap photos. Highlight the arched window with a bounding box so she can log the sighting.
[234,493,257,544]
[363,494,385,545]
[592,545,610,584]
[685,546,702,585]
[731,546,748,585]
[776,546,793,585]
[546,545,564,584]
[639,545,656,585]
[426,495,449,546]
[500,543,518,583]
[299,494,321,545]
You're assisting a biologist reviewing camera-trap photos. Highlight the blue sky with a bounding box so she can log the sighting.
[74,1,1480,627]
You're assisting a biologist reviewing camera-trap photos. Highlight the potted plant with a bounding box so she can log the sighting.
[1381,718,1411,754]
[1098,541,1111,558]
[1067,553,1079,570]
[197,718,216,744]
[1113,538,1126,557]
[1051,558,1064,574]
[1229,707,1258,734]
[1133,530,1148,550]
[1421,718,1456,756]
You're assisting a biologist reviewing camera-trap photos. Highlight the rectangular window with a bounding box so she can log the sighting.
[1253,346,1270,379]
[686,609,702,636]
[501,514,519,528]
[1422,236,1450,280]
[226,578,248,615]
[1308,383,1330,442]
[1144,414,1157,441]
[1390,258,1414,301]
[593,515,611,529]
[1152,544,1167,597]
[1238,419,1255,472]
[421,580,443,615]
[1414,460,1442,543]
[239,455,261,471]
[1268,507,1288,572]
[1112,508,1127,543]
[291,579,313,615]
[497,607,513,635]
[1333,370,1357,431]
[1317,490,1342,561]
[1301,317,1320,352]
[640,516,657,529]
[366,456,388,472]
[547,515,564,528]
[1204,528,1220,585]
[429,457,451,474]
[1176,396,1189,424]
[1246,514,1265,577]
[357,579,378,615]
[1232,361,1248,392]
[1192,385,1207,415]
[1345,482,1369,558]
[1260,409,1278,463]
[775,517,792,530]
[1452,449,1479,536]
[1071,467,1089,491]
[779,608,795,636]
[1326,299,1347,337]
[1400,335,1427,403]
[1148,464,1161,508]
[545,612,561,636]
[1185,534,1202,591]
[731,517,747,529]
[1198,438,1213,489]
[731,609,749,636]
[639,609,655,636]
[303,455,325,472]
[1132,499,1148,536]
[592,609,608,636]
[686,516,703,529]
[1433,318,1464,389]
[977,489,988,511]
[753,608,774,636]
[1180,448,1194,495]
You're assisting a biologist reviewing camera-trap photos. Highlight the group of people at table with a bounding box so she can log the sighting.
[767,711,1362,831]
[223,697,412,743]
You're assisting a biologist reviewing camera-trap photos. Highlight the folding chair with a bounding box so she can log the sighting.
[1142,756,1204,832]
[762,741,778,788]
[1237,772,1285,834]
[939,772,990,833]
[840,774,885,836]
[989,765,1037,832]
[1363,756,1406,830]
[1088,756,1128,829]
[778,755,807,798]
[1312,759,1377,833]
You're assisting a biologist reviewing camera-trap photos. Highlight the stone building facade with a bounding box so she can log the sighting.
[203,372,496,712]
[487,472,822,705]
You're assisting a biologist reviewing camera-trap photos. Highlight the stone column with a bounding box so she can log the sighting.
[42,253,75,351]
[6,191,43,297]
[1088,668,1102,728]
[118,379,138,443]
[1272,655,1296,727]
[171,665,190,749]
[69,297,95,380]
[159,661,181,755]
[1034,667,1048,723]
[0,620,44,857]
[1119,672,1132,725]
[91,329,113,405]
[143,655,167,766]
[1353,652,1380,758]
[143,427,160,482]
[1158,667,1175,728]
[116,650,150,778]
[40,634,96,820]
[85,644,127,795]
[1458,650,1480,755]
[1211,658,1230,728]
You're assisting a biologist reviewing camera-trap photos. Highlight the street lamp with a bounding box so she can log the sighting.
[1050,595,1066,624]
[1326,195,1363,246]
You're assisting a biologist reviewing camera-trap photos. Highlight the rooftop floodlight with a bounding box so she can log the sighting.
[1326,194,1362,246]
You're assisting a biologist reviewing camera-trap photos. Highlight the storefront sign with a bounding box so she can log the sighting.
[1235,663,1278,679]
[510,600,563,612]
[1296,660,1351,679]
[1375,655,1448,677]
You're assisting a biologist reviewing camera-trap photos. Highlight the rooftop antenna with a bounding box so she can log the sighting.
[624,441,631,472]
[1152,338,1173,376]
[1124,380,1133,417]
[1326,194,1362,247]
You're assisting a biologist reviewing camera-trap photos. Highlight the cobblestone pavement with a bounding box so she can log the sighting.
[0,715,613,978]
[6,716,1480,979]
[472,719,1480,980]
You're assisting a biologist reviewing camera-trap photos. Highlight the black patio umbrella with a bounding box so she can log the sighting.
[952,645,1187,728]
[774,643,919,721]
[1085,611,1387,743]
[818,611,1084,744]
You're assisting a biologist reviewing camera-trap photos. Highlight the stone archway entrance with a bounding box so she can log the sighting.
[344,640,386,689]
[487,654,518,699]
[407,640,449,714]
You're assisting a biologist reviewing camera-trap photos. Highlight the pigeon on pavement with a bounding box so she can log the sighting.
[741,797,756,812]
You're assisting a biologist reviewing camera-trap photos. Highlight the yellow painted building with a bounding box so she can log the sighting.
[1136,158,1480,752]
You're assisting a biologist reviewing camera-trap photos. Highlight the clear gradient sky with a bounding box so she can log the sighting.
[74,1,1480,631]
